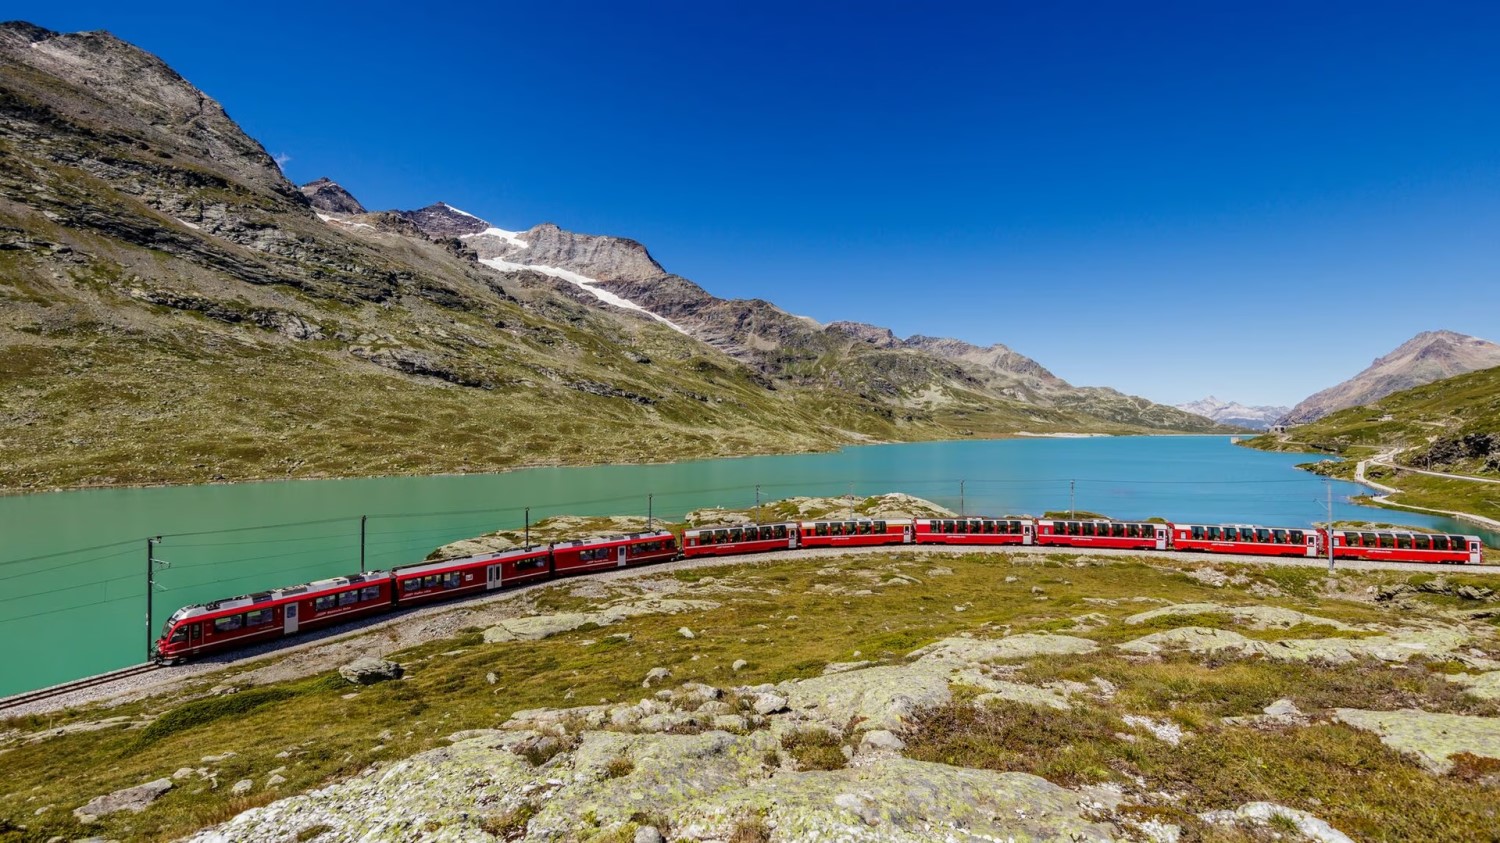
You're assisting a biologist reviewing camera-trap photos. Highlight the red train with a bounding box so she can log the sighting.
[155,515,1485,663]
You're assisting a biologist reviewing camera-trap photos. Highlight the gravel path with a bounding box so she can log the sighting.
[6,545,1495,717]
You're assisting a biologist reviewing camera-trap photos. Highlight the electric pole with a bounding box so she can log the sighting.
[1327,482,1335,573]
[145,536,164,661]
[960,479,966,518]
[359,516,367,573]
[755,484,761,525]
[524,507,530,549]
[647,494,654,531]
[1069,480,1075,519]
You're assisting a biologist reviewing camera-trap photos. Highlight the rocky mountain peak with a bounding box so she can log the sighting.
[826,321,900,348]
[0,21,297,201]
[1175,396,1289,431]
[300,178,366,215]
[400,202,491,239]
[478,222,668,285]
[1280,330,1500,425]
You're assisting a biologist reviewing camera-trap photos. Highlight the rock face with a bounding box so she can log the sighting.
[1174,396,1290,430]
[183,726,1117,843]
[299,177,366,214]
[337,658,403,685]
[73,778,173,823]
[399,202,490,239]
[1280,330,1500,425]
[1333,708,1500,773]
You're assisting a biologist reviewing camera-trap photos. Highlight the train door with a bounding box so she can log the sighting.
[189,623,202,653]
[284,603,299,634]
[903,525,914,544]
[1306,534,1318,558]
[617,546,628,568]
[1023,523,1034,546]
[1471,541,1483,565]
[1154,526,1168,551]
[789,530,800,550]
[487,564,502,590]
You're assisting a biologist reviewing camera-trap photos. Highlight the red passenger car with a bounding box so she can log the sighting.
[914,517,1032,546]
[1330,530,1483,564]
[682,522,799,557]
[1173,523,1319,558]
[154,571,393,662]
[797,518,912,548]
[550,531,677,576]
[393,546,553,606]
[1034,519,1168,551]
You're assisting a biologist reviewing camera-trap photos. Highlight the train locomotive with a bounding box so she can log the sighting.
[155,514,1484,663]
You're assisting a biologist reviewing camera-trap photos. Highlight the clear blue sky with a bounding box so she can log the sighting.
[10,1,1500,406]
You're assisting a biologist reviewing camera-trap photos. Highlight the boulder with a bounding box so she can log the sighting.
[230,779,253,795]
[74,778,173,823]
[732,659,748,672]
[1457,584,1495,601]
[859,730,906,753]
[1200,802,1354,843]
[1333,708,1500,773]
[642,667,671,688]
[338,658,403,685]
[1376,583,1415,602]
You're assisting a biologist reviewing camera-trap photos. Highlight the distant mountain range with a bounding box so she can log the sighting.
[0,21,1223,490]
[1278,330,1500,425]
[1174,397,1289,430]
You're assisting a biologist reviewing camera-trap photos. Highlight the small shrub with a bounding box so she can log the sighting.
[604,755,635,778]
[728,813,772,843]
[780,729,847,771]
[479,802,537,840]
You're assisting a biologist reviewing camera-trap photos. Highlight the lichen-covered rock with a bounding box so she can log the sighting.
[336,658,402,685]
[909,633,1098,666]
[782,666,949,731]
[972,682,1075,711]
[642,667,671,688]
[74,778,173,823]
[1118,624,1472,665]
[1124,602,1353,630]
[1447,670,1500,701]
[1333,708,1500,773]
[1200,802,1354,843]
[483,599,720,643]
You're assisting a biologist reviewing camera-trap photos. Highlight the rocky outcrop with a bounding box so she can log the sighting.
[299,177,366,215]
[1123,602,1353,630]
[73,777,173,823]
[1332,708,1500,773]
[184,727,1117,842]
[1116,623,1478,665]
[337,658,402,685]
[1281,330,1500,425]
[399,202,490,239]
[481,599,720,643]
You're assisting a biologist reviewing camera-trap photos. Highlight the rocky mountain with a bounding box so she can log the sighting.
[0,21,1220,491]
[1279,331,1500,426]
[456,221,1222,432]
[1176,397,1289,430]
[299,177,366,214]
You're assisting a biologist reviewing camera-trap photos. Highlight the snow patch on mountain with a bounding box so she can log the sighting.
[479,257,688,334]
[1175,396,1289,430]
[463,227,530,250]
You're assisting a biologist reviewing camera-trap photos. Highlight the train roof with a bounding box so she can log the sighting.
[551,530,674,549]
[166,570,391,624]
[1331,528,1480,539]
[799,517,913,524]
[916,515,1026,521]
[684,521,797,534]
[393,545,549,578]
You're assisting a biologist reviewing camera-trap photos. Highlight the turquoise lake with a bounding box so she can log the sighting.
[1,435,1489,696]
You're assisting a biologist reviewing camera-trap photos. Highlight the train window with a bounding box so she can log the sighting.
[1237,528,1252,542]
[1414,535,1431,550]
[1378,533,1395,548]
[816,523,828,536]
[362,586,381,600]
[1396,535,1412,550]
[169,627,188,643]
[716,530,730,543]
[942,520,954,533]
[774,525,787,539]
[1255,529,1270,542]
[1360,533,1376,546]
[855,522,868,535]
[1191,526,1204,540]
[874,521,887,532]
[1110,524,1123,538]
[1433,536,1450,551]
[338,590,360,606]
[245,609,273,627]
[1450,536,1467,549]
[443,573,462,588]
[314,595,337,611]
[215,615,244,632]
[1272,529,1287,543]
[1291,530,1305,544]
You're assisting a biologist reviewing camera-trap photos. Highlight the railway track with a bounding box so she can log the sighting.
[0,663,161,712]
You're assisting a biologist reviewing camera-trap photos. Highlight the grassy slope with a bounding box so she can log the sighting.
[1,551,1497,841]
[1244,365,1500,522]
